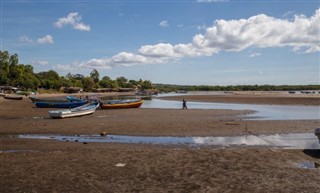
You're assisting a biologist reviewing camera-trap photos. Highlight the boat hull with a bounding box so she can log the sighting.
[4,95,23,100]
[100,99,143,109]
[49,101,99,118]
[29,96,80,103]
[35,100,87,108]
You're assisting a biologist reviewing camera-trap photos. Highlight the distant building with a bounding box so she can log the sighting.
[63,87,83,93]
[0,86,19,94]
[92,88,114,93]
[117,88,136,92]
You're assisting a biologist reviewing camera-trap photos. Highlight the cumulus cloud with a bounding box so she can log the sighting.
[249,52,262,58]
[32,60,49,65]
[37,35,54,44]
[19,35,54,44]
[74,9,320,70]
[53,64,78,72]
[159,20,169,27]
[54,12,91,31]
[19,36,34,43]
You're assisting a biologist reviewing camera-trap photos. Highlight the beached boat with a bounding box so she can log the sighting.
[35,99,88,108]
[29,95,80,103]
[100,99,144,109]
[315,128,320,143]
[48,101,100,118]
[4,95,23,100]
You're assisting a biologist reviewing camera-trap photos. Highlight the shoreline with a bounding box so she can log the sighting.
[1,92,319,193]
[159,91,320,106]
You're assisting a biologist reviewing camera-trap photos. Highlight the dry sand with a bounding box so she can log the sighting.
[0,92,319,193]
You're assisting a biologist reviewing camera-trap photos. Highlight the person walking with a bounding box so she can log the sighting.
[182,98,188,109]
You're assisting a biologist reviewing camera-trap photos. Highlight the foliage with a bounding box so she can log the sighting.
[1,50,319,93]
[154,84,320,92]
[0,50,156,92]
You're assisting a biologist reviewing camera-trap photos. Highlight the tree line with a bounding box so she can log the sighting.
[0,50,153,92]
[154,84,320,93]
[1,50,319,93]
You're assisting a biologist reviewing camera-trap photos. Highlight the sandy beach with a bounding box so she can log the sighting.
[1,92,319,193]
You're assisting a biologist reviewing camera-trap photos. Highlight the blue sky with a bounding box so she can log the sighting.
[1,0,320,85]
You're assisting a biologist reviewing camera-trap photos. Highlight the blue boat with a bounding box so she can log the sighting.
[34,99,88,108]
[29,95,82,103]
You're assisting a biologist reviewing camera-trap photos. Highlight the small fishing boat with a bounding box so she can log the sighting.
[48,101,100,118]
[4,95,23,100]
[100,99,144,109]
[29,95,80,103]
[315,128,320,143]
[35,99,88,108]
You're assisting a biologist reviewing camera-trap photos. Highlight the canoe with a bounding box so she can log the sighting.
[48,101,100,118]
[29,95,81,103]
[4,95,23,100]
[100,99,144,109]
[315,128,320,143]
[35,99,88,108]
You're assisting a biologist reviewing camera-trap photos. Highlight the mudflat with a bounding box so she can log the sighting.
[1,92,319,193]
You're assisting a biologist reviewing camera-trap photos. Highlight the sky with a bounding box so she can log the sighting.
[1,0,320,86]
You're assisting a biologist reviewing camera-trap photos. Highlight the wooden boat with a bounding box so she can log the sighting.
[35,99,88,108]
[48,101,100,118]
[29,95,80,103]
[4,95,23,100]
[100,99,144,109]
[315,128,320,143]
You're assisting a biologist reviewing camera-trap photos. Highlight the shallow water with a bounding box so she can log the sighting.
[18,133,320,149]
[141,98,320,120]
[296,161,319,169]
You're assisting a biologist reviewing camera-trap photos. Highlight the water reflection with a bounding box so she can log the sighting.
[141,99,320,120]
[18,133,319,149]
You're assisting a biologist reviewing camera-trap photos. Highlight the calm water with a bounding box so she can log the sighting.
[139,93,320,120]
[18,133,320,149]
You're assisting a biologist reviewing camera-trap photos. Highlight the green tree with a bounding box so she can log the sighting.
[90,69,100,83]
[99,76,113,88]
[141,80,153,90]
[116,76,128,88]
[0,51,10,85]
[83,77,95,91]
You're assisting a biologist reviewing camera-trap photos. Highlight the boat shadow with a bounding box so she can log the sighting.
[303,149,320,159]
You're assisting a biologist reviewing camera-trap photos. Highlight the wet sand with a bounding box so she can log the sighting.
[1,92,319,193]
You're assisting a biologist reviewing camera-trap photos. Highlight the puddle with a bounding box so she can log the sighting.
[17,133,320,149]
[33,116,45,119]
[296,161,319,169]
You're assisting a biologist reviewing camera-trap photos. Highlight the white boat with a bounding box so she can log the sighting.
[49,101,100,118]
[315,128,320,143]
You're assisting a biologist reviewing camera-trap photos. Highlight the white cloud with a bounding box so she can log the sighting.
[54,12,91,31]
[19,36,34,43]
[159,20,169,27]
[32,60,49,65]
[249,52,261,58]
[37,35,54,44]
[53,64,78,72]
[19,35,53,44]
[76,9,320,70]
